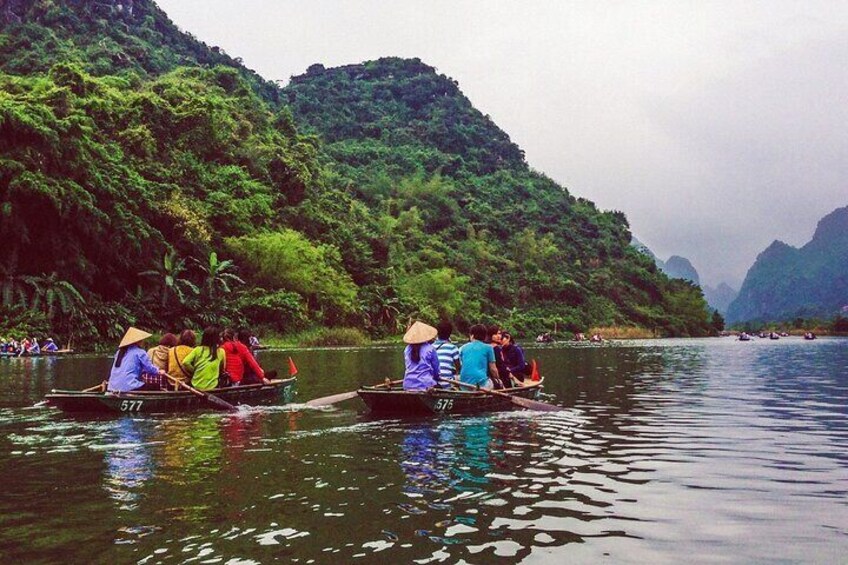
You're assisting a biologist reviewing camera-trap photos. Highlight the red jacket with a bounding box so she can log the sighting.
[222,340,263,383]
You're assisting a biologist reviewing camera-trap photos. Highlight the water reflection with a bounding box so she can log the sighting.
[0,340,846,563]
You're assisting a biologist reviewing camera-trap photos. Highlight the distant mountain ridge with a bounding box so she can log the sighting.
[727,206,848,323]
[631,237,737,314]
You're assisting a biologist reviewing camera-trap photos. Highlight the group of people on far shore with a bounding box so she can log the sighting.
[402,321,532,391]
[108,326,274,393]
[0,337,60,355]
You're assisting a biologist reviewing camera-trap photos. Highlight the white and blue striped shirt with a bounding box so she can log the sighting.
[433,338,460,379]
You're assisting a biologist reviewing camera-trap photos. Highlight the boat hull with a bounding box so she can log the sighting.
[358,379,544,415]
[45,378,296,414]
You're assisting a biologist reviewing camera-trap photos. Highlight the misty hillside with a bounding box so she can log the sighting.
[727,206,848,323]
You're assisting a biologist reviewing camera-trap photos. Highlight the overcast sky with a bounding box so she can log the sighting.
[156,0,848,288]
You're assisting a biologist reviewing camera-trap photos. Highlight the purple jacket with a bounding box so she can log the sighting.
[403,342,440,390]
[108,345,160,392]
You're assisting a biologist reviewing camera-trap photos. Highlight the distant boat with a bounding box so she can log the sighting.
[804,332,817,340]
[769,332,780,340]
[738,333,752,341]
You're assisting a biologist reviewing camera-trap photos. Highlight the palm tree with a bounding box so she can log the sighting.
[193,251,244,303]
[23,272,85,319]
[0,266,30,309]
[139,250,199,309]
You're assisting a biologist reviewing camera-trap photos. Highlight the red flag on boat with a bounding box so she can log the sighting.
[288,357,299,376]
[530,359,540,381]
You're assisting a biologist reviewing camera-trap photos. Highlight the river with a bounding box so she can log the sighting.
[0,337,846,563]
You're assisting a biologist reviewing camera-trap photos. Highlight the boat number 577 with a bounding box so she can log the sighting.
[434,399,454,411]
[120,400,144,412]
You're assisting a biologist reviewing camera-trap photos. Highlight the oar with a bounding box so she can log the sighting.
[442,378,564,412]
[82,381,107,393]
[306,379,403,407]
[167,375,237,412]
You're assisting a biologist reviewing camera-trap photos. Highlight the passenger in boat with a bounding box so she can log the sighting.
[402,321,440,391]
[236,328,272,384]
[501,332,529,384]
[459,324,498,389]
[147,333,177,370]
[107,327,168,392]
[28,338,41,355]
[433,321,461,386]
[182,326,227,391]
[43,338,59,352]
[223,328,270,386]
[167,329,196,389]
[487,325,510,389]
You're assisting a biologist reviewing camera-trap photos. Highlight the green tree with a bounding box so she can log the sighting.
[23,272,85,320]
[194,251,244,304]
[225,230,358,319]
[139,250,199,310]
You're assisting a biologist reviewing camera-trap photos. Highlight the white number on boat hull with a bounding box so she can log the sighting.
[120,400,144,412]
[433,399,454,412]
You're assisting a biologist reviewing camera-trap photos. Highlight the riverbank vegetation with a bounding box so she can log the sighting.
[0,1,716,348]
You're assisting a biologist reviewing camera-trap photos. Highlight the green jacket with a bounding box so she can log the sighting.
[183,346,226,391]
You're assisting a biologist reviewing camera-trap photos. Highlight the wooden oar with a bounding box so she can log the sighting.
[442,378,564,412]
[82,381,107,393]
[306,379,403,407]
[167,375,238,412]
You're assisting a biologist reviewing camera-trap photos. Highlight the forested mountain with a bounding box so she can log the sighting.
[702,283,738,316]
[661,256,700,286]
[727,206,848,323]
[0,0,713,345]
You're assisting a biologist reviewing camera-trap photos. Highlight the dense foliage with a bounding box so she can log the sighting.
[727,206,848,324]
[0,0,714,346]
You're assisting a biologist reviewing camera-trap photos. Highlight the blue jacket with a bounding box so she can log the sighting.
[108,345,160,392]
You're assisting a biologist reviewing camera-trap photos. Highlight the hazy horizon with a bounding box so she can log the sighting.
[155,0,848,288]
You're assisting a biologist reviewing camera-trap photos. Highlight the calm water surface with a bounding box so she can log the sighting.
[0,338,846,563]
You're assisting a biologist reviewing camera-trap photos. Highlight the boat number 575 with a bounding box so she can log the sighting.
[434,399,454,411]
[120,400,144,412]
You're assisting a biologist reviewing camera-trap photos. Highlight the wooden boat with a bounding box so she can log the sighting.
[358,378,545,415]
[45,378,296,414]
[1,349,75,358]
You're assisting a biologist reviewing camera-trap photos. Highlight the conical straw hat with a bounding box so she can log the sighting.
[403,321,438,344]
[119,327,152,348]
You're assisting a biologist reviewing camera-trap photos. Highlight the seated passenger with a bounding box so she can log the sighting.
[402,321,440,391]
[501,332,529,384]
[147,333,177,370]
[487,325,510,389]
[182,326,227,391]
[236,328,272,384]
[107,327,167,392]
[223,328,269,386]
[43,338,59,352]
[433,321,461,386]
[459,324,498,389]
[167,329,196,389]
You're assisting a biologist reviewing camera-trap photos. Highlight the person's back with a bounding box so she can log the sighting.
[459,325,495,388]
[402,322,440,391]
[403,342,440,390]
[459,341,494,386]
[433,321,460,384]
[183,345,225,390]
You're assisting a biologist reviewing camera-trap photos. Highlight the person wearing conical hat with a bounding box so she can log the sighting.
[402,321,441,391]
[107,327,167,392]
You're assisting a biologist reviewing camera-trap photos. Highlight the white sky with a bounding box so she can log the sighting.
[156,0,848,288]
